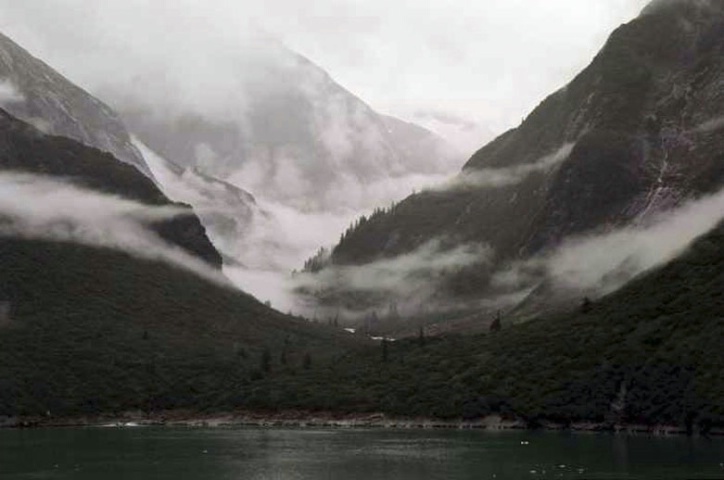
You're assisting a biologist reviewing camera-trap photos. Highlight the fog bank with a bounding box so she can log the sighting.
[0,172,231,287]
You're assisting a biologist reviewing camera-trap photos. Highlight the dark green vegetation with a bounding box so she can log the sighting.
[0,239,357,417]
[0,109,221,267]
[308,1,724,321]
[1,0,722,435]
[255,223,724,432]
[0,109,358,418]
[1,186,721,432]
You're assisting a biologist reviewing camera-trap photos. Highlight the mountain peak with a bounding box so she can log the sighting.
[106,40,458,212]
[303,0,724,330]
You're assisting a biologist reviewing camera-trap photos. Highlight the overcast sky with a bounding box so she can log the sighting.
[0,0,650,151]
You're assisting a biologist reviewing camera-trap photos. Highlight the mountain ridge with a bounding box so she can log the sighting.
[0,108,222,268]
[102,39,459,212]
[0,31,151,177]
[249,218,724,430]
[304,0,724,327]
[0,108,360,418]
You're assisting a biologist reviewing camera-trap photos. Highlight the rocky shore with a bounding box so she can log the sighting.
[1,410,721,437]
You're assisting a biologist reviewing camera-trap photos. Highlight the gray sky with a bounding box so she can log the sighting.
[0,0,650,151]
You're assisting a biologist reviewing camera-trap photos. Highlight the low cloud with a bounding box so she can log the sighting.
[224,266,299,314]
[0,172,231,287]
[293,238,492,318]
[411,110,494,157]
[548,189,724,293]
[494,185,724,298]
[320,171,454,213]
[0,79,24,106]
[438,143,575,191]
[295,173,724,321]
[413,110,480,130]
[222,215,488,316]
[228,135,723,319]
[136,137,456,312]
[693,116,724,134]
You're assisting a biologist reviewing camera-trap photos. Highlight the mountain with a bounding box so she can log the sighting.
[134,140,263,267]
[2,0,723,429]
[0,32,150,177]
[0,30,364,417]
[3,207,723,430]
[100,39,459,213]
[92,38,460,287]
[0,109,221,267]
[0,108,359,419]
[0,30,227,269]
[249,218,724,432]
[303,0,724,328]
[0,235,359,418]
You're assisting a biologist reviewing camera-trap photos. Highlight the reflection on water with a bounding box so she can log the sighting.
[1,427,724,479]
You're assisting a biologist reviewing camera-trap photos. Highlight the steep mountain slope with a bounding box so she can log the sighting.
[0,110,359,418]
[135,140,262,267]
[0,32,150,176]
[254,219,724,431]
[2,193,721,427]
[0,109,221,267]
[0,20,263,272]
[0,238,358,418]
[307,0,724,325]
[102,40,458,213]
[0,31,225,268]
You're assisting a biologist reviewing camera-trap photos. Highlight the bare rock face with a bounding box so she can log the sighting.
[0,32,225,269]
[0,32,151,177]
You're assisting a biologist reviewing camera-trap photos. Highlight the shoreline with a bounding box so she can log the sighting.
[2,411,722,437]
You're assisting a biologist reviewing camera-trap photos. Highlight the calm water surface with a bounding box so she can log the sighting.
[1,427,723,479]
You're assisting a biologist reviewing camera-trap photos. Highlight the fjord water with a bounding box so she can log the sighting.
[1,428,723,479]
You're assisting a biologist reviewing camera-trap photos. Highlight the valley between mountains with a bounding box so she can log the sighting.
[0,0,723,433]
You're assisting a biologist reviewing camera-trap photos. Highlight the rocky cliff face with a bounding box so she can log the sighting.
[305,0,724,328]
[0,32,150,177]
